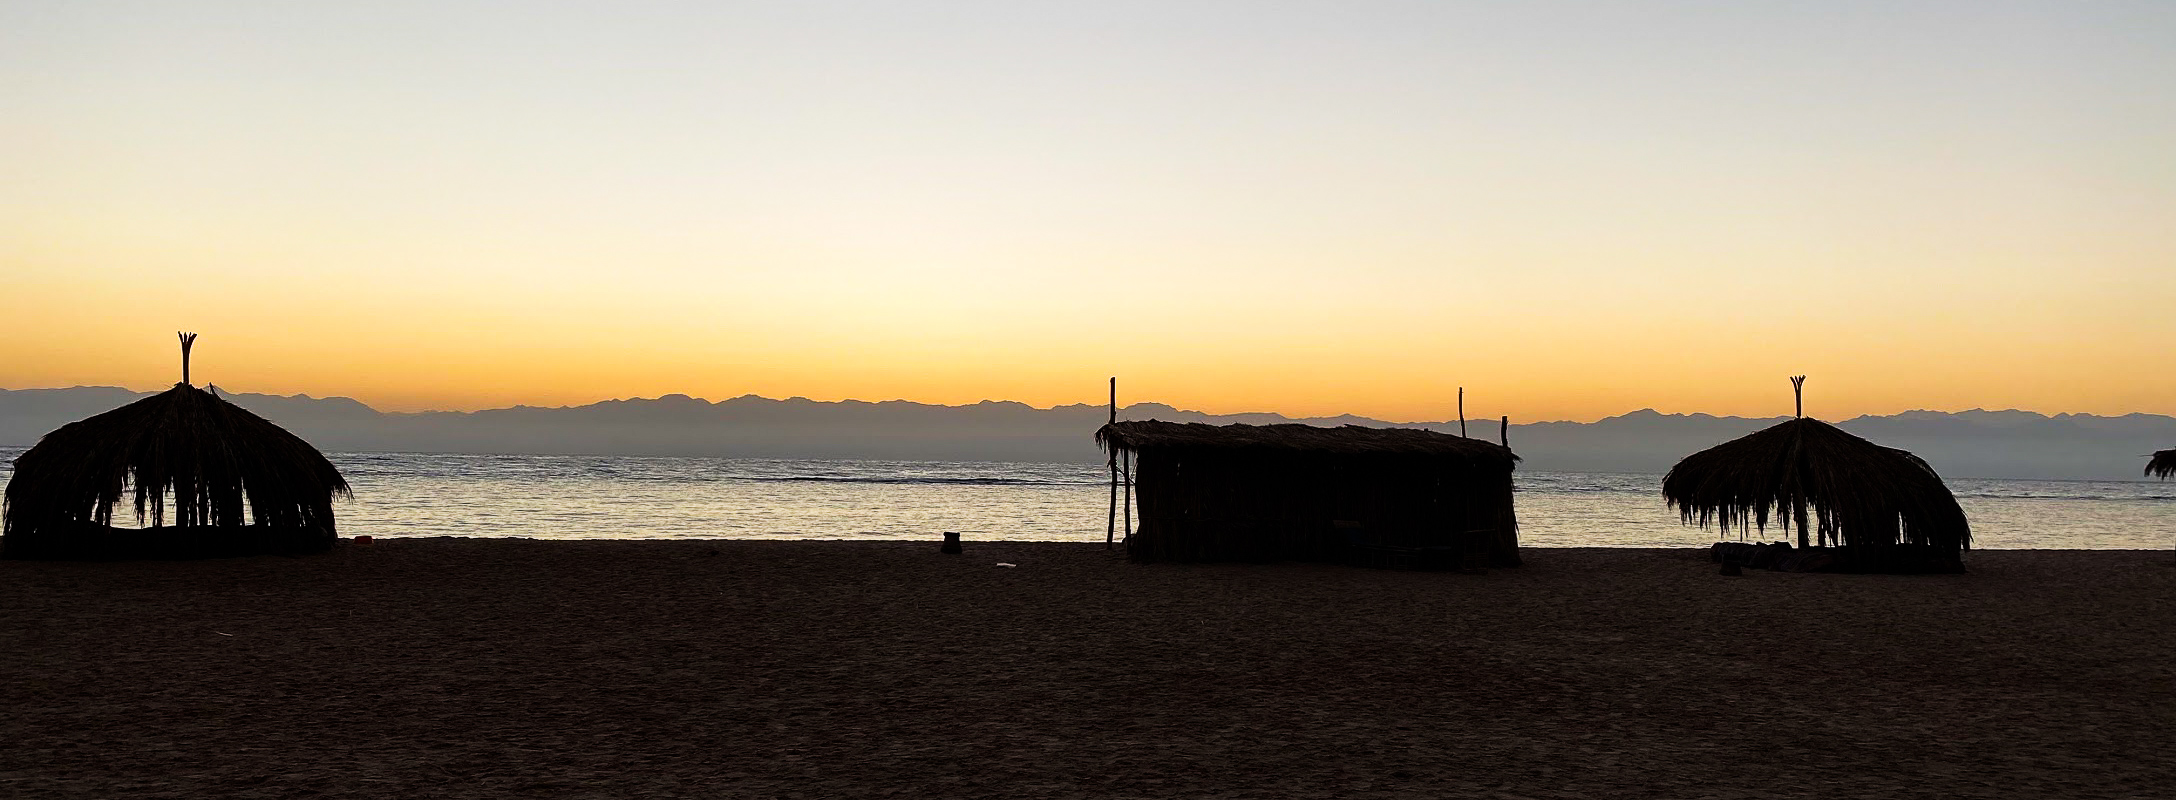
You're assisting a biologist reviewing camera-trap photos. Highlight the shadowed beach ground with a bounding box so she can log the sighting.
[3,541,2170,799]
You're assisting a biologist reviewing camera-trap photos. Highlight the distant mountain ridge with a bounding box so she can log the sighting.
[3,386,2173,481]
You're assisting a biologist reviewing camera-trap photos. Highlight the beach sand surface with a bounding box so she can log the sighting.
[3,540,2171,799]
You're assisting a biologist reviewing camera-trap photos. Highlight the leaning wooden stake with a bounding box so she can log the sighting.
[178,331,198,386]
[1458,387,1467,437]
[1106,377,1118,549]
[1121,449,1133,542]
[1500,416,1509,449]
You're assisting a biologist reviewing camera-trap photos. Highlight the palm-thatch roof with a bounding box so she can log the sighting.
[1097,421,1516,465]
[3,335,349,559]
[1662,416,1969,555]
[2148,449,2176,480]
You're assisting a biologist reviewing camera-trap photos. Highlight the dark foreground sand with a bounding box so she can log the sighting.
[3,541,2171,799]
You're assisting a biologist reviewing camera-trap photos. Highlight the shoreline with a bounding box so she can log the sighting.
[5,539,2171,798]
[310,535,2176,552]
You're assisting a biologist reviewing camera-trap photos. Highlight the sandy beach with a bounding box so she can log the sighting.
[2,540,2170,799]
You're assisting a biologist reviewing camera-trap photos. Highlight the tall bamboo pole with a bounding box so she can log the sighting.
[1458,387,1466,437]
[1106,377,1118,549]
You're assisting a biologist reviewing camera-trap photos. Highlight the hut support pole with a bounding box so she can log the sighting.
[1789,376,1811,547]
[1458,387,1466,437]
[1499,416,1509,449]
[1122,449,1133,541]
[1106,377,1117,550]
[1794,496,1810,549]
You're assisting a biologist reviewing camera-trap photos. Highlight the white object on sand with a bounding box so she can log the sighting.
[995,563,1017,568]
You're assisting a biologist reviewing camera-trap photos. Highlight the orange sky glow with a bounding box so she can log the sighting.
[4,3,2171,423]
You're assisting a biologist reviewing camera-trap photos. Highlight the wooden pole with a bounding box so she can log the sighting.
[178,331,198,386]
[1500,416,1509,449]
[1458,387,1466,437]
[1107,377,1117,549]
[1790,375,1809,547]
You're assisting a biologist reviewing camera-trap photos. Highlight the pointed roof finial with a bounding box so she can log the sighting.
[179,332,198,387]
[1790,375,1807,419]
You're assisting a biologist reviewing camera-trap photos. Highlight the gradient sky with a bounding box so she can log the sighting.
[3,1,2171,422]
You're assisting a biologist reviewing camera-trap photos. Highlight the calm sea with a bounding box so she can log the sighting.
[3,448,2172,550]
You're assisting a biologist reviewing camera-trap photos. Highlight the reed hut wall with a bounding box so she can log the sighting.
[1102,422,1519,566]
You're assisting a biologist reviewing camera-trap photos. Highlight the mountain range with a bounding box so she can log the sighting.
[4,386,2173,481]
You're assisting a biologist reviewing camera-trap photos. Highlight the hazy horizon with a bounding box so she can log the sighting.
[6,379,2170,427]
[7,381,2174,480]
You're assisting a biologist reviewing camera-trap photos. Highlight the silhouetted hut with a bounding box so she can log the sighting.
[2,334,349,560]
[1662,379,1968,573]
[2147,449,2176,480]
[1097,421,1520,568]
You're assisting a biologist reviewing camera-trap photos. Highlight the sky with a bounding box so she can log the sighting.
[3,1,2171,422]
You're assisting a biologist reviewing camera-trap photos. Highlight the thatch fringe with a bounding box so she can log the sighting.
[3,383,349,559]
[1662,417,1969,555]
[2147,449,2176,480]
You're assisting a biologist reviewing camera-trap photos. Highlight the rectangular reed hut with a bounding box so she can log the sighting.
[1097,421,1521,567]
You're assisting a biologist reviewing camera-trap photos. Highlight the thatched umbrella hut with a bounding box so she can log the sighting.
[2147,449,2176,480]
[1097,420,1520,568]
[1661,377,1969,573]
[2,334,350,560]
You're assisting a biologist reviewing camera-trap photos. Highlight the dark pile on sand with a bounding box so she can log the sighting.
[3,540,2171,799]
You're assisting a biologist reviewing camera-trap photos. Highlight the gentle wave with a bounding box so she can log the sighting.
[740,475,1102,486]
[1954,492,2176,501]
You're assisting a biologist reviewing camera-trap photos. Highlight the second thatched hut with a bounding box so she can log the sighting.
[1662,379,1970,573]
[1097,421,1520,568]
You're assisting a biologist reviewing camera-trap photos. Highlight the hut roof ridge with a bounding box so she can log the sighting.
[1097,419,1516,463]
